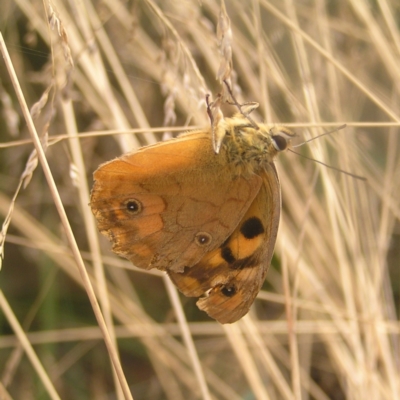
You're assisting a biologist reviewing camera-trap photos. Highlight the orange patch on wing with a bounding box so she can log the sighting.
[199,248,225,268]
[228,231,264,259]
[127,242,153,258]
[133,213,164,237]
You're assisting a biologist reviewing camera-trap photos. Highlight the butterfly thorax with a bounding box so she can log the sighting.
[219,115,295,175]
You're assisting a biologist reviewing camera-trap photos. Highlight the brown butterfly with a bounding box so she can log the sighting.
[90,108,295,323]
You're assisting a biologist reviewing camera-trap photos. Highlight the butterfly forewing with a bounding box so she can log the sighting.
[90,132,262,273]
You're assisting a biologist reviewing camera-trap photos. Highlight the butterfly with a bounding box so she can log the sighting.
[90,104,295,323]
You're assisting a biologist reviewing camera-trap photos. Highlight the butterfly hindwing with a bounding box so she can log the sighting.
[168,164,281,323]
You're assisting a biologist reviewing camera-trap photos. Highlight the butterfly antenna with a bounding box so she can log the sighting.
[292,124,347,148]
[222,80,259,129]
[205,94,214,126]
[288,149,367,181]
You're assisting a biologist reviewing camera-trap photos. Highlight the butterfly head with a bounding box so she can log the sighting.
[221,116,296,174]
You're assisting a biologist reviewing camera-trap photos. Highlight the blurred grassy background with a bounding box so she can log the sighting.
[0,0,399,399]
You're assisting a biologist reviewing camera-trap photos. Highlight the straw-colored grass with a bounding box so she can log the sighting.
[0,0,399,399]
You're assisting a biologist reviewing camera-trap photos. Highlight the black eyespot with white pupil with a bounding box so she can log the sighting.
[125,199,142,214]
[195,232,212,246]
[221,285,236,297]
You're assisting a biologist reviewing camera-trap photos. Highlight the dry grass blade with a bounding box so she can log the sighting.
[0,32,133,400]
[0,291,61,400]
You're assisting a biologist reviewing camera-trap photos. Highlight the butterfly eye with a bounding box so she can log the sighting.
[271,134,288,151]
[270,127,296,151]
[124,199,142,214]
[221,285,236,297]
[195,232,212,246]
